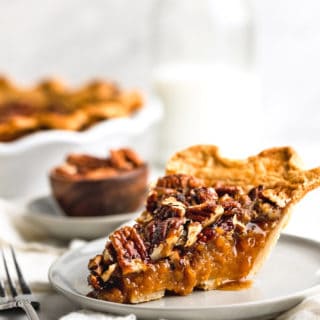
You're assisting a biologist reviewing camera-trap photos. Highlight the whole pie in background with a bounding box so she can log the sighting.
[0,76,143,142]
[87,145,320,304]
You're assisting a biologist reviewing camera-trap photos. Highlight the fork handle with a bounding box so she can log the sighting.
[17,300,40,320]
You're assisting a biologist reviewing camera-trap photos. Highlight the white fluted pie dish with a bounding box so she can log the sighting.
[0,98,162,198]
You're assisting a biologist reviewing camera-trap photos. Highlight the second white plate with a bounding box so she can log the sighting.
[49,233,320,320]
[25,196,138,240]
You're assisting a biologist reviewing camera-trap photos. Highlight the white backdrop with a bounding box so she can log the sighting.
[0,0,154,88]
[254,0,320,138]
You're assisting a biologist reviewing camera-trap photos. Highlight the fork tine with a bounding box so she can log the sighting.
[10,246,31,295]
[10,246,40,310]
[0,278,5,297]
[1,247,17,297]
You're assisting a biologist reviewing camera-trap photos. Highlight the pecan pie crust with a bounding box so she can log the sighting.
[87,146,320,303]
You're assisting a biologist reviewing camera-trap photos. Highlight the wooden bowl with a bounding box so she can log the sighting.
[49,164,148,217]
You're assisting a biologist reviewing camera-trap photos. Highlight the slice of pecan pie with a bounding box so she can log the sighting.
[88,146,320,303]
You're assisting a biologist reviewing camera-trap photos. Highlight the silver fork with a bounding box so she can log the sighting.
[0,246,40,320]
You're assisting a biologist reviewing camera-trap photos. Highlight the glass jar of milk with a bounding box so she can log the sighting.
[151,0,261,164]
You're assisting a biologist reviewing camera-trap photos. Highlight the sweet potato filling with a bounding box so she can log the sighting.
[88,174,282,303]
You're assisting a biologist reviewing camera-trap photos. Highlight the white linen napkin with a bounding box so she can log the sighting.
[60,311,136,320]
[0,198,84,291]
[276,295,320,320]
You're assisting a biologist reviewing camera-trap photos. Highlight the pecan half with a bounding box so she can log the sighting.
[146,188,176,212]
[261,189,289,208]
[110,226,148,275]
[88,254,104,275]
[54,163,77,178]
[85,167,118,179]
[188,187,218,205]
[214,183,242,197]
[101,263,117,282]
[147,217,184,260]
[232,215,246,233]
[109,148,143,170]
[186,203,224,227]
[66,154,109,173]
[102,246,114,265]
[156,174,203,191]
[185,222,202,247]
[153,197,186,220]
[88,274,102,290]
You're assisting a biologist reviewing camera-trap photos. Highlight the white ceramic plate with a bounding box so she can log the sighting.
[49,233,320,320]
[25,196,139,240]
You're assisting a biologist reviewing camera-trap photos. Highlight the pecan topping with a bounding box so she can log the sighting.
[88,254,104,275]
[186,203,224,227]
[102,246,114,265]
[88,255,107,290]
[261,189,289,208]
[88,274,102,290]
[101,263,117,282]
[156,174,203,191]
[145,217,184,260]
[88,173,287,298]
[232,215,246,233]
[110,226,148,275]
[154,198,186,220]
[136,210,153,224]
[146,188,176,212]
[214,183,242,197]
[185,222,202,247]
[146,217,184,247]
[188,187,218,204]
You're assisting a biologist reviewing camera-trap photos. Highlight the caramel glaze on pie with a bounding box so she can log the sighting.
[88,174,284,303]
[0,76,143,142]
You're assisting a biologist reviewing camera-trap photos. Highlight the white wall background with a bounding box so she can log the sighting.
[0,0,320,146]
[254,0,320,140]
[0,0,155,88]
[0,0,253,87]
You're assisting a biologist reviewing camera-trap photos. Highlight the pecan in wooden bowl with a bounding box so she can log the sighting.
[49,148,148,217]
